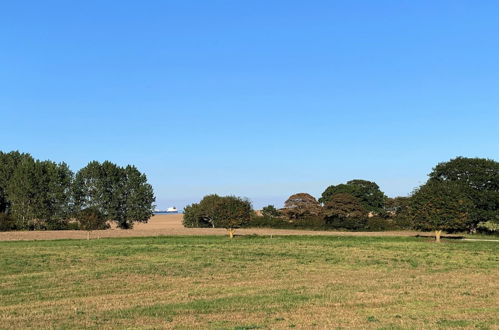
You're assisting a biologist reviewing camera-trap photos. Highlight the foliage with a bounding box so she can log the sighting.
[0,151,32,214]
[261,205,280,217]
[364,217,400,231]
[282,193,322,220]
[77,207,109,231]
[73,161,155,229]
[476,221,499,234]
[6,157,72,229]
[0,151,155,231]
[428,157,499,226]
[406,181,474,232]
[323,193,368,230]
[183,195,253,230]
[0,213,16,231]
[319,179,386,212]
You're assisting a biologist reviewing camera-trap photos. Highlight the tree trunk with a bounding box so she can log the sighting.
[227,228,235,239]
[435,230,442,243]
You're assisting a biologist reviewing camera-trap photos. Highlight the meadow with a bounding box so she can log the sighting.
[0,235,497,329]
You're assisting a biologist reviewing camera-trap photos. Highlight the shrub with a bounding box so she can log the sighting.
[77,208,109,231]
[261,205,280,217]
[477,221,499,234]
[364,217,399,231]
[0,213,16,231]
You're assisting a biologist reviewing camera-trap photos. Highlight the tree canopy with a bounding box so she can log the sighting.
[183,194,252,237]
[323,193,368,230]
[319,179,386,211]
[73,161,155,229]
[428,157,499,225]
[0,151,155,230]
[406,181,474,241]
[282,193,322,219]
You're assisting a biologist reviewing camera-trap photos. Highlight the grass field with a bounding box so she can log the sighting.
[0,236,498,329]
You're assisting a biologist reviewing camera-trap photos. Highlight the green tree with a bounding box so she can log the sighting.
[73,161,155,229]
[406,181,473,242]
[0,151,33,214]
[182,195,253,238]
[319,179,386,212]
[6,158,72,229]
[119,165,155,228]
[323,193,368,230]
[428,157,499,227]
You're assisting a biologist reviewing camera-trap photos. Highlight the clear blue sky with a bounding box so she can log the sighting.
[1,1,498,209]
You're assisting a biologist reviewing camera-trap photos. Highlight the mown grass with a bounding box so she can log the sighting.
[0,235,497,329]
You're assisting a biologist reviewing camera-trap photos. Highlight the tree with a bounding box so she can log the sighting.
[428,157,499,227]
[319,180,386,212]
[120,165,155,228]
[211,196,252,238]
[182,195,253,238]
[73,161,155,229]
[261,205,280,217]
[282,193,322,220]
[384,196,412,229]
[6,158,73,229]
[406,181,473,242]
[323,193,368,230]
[0,151,33,214]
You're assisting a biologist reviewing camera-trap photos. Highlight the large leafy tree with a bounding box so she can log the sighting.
[428,157,499,226]
[319,180,386,212]
[183,194,252,238]
[73,161,155,229]
[282,193,322,220]
[6,158,72,229]
[0,151,33,213]
[323,193,368,230]
[406,181,473,242]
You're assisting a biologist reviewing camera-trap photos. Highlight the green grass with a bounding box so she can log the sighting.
[0,235,498,329]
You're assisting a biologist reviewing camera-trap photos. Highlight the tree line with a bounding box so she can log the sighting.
[0,151,155,231]
[184,157,499,240]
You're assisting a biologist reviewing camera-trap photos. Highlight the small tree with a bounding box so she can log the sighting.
[323,193,368,230]
[212,196,252,238]
[182,195,252,238]
[407,181,473,242]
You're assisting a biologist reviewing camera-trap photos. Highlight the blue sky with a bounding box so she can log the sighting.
[1,1,498,209]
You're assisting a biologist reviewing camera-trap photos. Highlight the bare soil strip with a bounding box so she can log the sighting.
[0,214,430,241]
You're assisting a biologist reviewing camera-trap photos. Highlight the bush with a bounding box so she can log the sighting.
[477,221,499,234]
[0,213,16,231]
[45,218,71,230]
[77,208,109,231]
[245,215,325,230]
[364,217,399,231]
